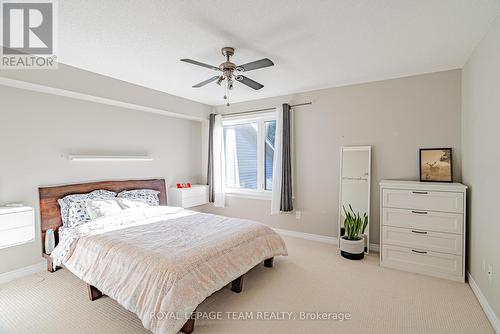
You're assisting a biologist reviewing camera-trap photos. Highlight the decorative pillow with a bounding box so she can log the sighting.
[117,189,160,206]
[67,201,92,227]
[58,190,117,226]
[116,198,150,209]
[86,199,123,220]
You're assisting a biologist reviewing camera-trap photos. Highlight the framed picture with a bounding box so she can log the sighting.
[419,148,453,182]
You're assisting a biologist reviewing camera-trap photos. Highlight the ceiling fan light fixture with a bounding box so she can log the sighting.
[181,47,274,104]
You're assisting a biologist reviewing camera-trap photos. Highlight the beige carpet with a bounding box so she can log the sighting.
[0,236,494,334]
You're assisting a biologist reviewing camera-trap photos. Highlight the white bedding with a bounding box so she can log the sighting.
[52,206,190,268]
[51,206,287,334]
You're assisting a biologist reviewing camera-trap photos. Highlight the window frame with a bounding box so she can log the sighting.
[222,112,276,200]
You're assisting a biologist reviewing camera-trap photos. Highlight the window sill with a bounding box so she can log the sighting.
[225,191,272,201]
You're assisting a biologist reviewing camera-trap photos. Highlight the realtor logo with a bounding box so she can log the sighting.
[1,0,57,69]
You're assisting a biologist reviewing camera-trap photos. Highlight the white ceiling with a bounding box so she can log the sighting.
[57,0,500,106]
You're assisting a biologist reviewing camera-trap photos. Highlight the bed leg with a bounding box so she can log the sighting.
[264,257,274,268]
[180,317,195,334]
[87,284,103,301]
[46,259,55,272]
[231,275,244,293]
[43,254,59,273]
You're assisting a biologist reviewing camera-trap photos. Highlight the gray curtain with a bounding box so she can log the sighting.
[280,104,293,211]
[207,114,215,202]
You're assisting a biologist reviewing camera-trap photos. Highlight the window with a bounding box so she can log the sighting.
[224,122,258,190]
[223,113,276,198]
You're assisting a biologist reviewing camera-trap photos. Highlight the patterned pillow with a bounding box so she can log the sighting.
[67,201,92,227]
[58,190,117,226]
[117,189,160,206]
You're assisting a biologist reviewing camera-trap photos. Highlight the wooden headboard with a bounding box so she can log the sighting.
[38,179,167,248]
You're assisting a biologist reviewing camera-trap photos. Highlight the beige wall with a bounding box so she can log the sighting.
[0,69,210,274]
[0,65,465,280]
[198,70,462,244]
[462,16,500,321]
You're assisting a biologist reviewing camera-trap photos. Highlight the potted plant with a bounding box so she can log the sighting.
[340,205,368,260]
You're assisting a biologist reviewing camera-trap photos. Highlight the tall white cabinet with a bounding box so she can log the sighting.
[379,180,467,282]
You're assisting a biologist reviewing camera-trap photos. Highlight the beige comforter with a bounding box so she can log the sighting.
[51,206,287,334]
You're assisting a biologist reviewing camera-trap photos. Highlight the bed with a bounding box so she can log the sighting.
[38,179,287,334]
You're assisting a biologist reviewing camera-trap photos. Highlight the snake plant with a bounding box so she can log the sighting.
[342,204,368,240]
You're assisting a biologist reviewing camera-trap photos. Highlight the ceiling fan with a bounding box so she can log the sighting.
[181,47,274,105]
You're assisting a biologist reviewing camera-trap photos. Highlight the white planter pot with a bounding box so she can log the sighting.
[340,237,364,260]
[361,233,368,252]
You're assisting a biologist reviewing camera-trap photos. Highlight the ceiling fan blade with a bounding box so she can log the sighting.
[180,59,220,71]
[235,75,264,90]
[192,76,220,88]
[237,58,274,72]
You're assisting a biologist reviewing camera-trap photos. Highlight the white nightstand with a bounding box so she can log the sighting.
[168,185,209,208]
[0,206,35,249]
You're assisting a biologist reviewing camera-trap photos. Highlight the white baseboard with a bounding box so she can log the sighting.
[0,261,46,285]
[273,228,337,244]
[273,228,380,253]
[468,272,500,333]
[369,243,380,253]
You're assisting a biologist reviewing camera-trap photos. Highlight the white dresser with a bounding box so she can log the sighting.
[379,180,467,282]
[168,185,209,208]
[0,206,35,249]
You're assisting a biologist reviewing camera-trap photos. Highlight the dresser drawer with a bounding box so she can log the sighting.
[180,186,208,199]
[382,244,462,278]
[382,189,463,213]
[383,226,462,255]
[181,195,207,208]
[0,208,35,249]
[168,185,209,208]
[0,226,35,248]
[0,209,33,230]
[382,208,463,234]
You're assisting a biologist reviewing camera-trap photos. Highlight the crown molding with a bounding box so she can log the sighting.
[0,76,205,122]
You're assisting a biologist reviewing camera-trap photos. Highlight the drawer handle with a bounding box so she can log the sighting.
[412,191,428,195]
[411,249,428,254]
[411,230,428,234]
[411,210,428,215]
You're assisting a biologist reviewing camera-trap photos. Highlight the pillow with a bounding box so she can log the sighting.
[58,190,117,226]
[67,201,92,227]
[116,198,150,209]
[86,199,123,220]
[117,189,160,206]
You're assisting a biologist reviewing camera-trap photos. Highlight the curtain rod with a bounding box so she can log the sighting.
[221,102,312,117]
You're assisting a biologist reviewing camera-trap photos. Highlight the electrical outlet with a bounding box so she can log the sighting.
[295,210,302,220]
[482,258,486,272]
[488,264,493,282]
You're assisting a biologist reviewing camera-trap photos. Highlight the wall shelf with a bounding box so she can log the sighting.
[67,155,153,162]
